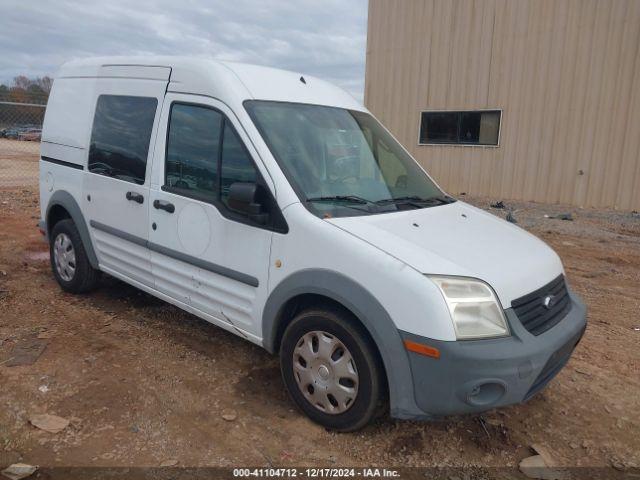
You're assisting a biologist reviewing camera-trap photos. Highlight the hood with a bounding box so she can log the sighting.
[327,201,563,307]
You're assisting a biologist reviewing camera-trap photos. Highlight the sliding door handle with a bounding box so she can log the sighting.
[153,199,175,214]
[126,191,144,204]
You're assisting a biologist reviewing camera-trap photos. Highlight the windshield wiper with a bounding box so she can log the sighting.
[430,195,456,204]
[306,195,376,213]
[306,195,376,205]
[375,195,455,206]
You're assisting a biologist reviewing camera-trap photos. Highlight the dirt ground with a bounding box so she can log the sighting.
[0,139,39,188]
[0,187,639,474]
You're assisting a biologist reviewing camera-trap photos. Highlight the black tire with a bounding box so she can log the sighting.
[280,306,386,432]
[49,219,99,293]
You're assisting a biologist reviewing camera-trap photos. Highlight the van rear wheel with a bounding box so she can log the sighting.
[280,307,385,431]
[50,219,99,293]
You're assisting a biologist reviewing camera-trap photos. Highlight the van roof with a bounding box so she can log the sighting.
[57,56,364,111]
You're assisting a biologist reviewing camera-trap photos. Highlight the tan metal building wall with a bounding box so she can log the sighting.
[364,0,640,210]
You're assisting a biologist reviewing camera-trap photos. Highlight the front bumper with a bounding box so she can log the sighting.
[398,290,587,417]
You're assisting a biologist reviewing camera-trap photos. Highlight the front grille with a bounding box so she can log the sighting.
[512,274,571,336]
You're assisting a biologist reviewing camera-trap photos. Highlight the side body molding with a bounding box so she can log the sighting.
[46,190,99,269]
[262,269,425,419]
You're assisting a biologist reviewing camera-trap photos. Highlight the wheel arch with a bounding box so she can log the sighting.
[46,190,99,269]
[262,269,422,418]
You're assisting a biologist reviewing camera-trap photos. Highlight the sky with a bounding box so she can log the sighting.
[0,0,369,100]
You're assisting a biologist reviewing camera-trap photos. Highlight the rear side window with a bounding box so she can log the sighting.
[88,95,158,184]
[166,104,223,199]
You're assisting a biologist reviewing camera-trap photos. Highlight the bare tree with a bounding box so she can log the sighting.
[35,76,53,93]
[12,75,32,90]
[4,76,52,103]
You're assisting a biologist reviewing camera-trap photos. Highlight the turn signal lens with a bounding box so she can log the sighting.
[403,339,440,359]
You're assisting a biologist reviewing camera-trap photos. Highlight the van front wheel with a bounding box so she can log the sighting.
[49,219,99,293]
[280,307,385,431]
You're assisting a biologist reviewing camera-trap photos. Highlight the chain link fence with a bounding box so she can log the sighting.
[0,94,47,188]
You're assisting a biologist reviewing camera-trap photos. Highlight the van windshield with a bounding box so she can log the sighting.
[245,101,453,218]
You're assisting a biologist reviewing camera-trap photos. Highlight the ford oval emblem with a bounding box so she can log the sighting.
[543,295,557,309]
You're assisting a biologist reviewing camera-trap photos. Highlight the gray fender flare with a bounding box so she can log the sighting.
[262,269,424,418]
[46,190,99,269]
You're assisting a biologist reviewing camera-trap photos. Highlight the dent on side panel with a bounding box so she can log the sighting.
[190,269,257,332]
[262,269,426,419]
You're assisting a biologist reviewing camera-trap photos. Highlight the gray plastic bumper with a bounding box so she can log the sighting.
[396,291,587,418]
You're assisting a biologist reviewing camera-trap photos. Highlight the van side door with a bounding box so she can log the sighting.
[148,93,286,340]
[82,71,168,287]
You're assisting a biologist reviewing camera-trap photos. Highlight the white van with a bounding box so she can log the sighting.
[39,57,587,431]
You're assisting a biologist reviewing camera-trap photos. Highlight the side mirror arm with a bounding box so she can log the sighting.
[227,182,270,225]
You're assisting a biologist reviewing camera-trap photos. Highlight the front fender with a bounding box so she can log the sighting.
[262,268,427,419]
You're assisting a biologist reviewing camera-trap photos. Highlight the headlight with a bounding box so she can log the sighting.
[429,276,510,340]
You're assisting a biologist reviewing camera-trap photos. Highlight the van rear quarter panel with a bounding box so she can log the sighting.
[40,77,96,224]
[39,166,85,231]
[42,78,96,151]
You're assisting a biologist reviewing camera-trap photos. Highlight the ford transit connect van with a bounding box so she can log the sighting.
[39,57,587,431]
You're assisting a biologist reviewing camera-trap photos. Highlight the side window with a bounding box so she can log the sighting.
[166,104,223,199]
[89,95,158,185]
[220,123,258,207]
[162,102,287,232]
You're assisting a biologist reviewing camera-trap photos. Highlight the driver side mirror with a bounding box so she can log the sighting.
[227,182,269,225]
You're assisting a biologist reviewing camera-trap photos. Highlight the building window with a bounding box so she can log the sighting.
[419,110,501,146]
[89,95,158,184]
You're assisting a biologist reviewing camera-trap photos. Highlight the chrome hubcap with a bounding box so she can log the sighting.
[292,330,359,414]
[53,233,76,281]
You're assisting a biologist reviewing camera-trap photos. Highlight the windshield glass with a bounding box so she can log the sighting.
[245,101,452,218]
